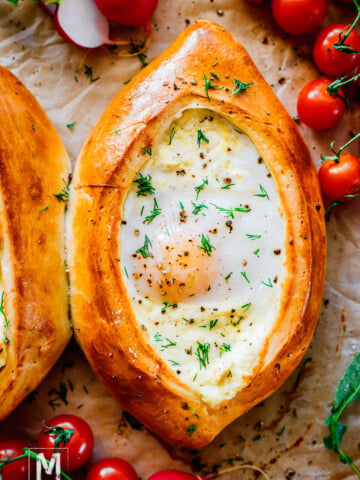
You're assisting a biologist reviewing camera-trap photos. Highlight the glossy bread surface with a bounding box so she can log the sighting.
[0,66,72,420]
[68,21,326,447]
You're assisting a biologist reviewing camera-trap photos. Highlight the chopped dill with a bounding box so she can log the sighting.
[194,178,208,200]
[135,235,153,259]
[231,79,255,96]
[198,234,215,256]
[197,129,209,148]
[195,341,210,369]
[133,173,155,197]
[143,198,162,224]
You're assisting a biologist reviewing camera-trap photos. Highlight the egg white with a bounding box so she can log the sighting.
[120,108,285,405]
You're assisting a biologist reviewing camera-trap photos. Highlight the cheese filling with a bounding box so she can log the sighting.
[120,108,285,405]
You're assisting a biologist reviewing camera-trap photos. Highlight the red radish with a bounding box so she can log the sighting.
[94,0,158,31]
[38,0,57,16]
[54,0,110,49]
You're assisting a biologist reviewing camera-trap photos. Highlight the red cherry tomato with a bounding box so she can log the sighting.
[148,470,197,480]
[271,0,326,35]
[313,24,360,77]
[87,458,139,480]
[297,79,346,130]
[318,153,360,200]
[94,0,158,28]
[38,414,94,472]
[0,439,28,480]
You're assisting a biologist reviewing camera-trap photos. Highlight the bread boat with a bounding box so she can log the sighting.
[67,20,326,448]
[0,67,71,420]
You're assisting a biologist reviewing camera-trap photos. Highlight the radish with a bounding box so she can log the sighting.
[94,0,158,31]
[54,0,110,49]
[38,0,57,16]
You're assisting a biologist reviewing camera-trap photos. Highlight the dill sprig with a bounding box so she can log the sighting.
[209,319,218,330]
[133,173,155,197]
[161,338,176,350]
[211,203,250,218]
[261,278,273,288]
[142,146,152,156]
[254,184,269,200]
[84,64,100,83]
[129,38,148,68]
[231,79,255,96]
[198,234,215,256]
[194,178,208,200]
[188,424,197,436]
[220,343,231,355]
[195,341,210,369]
[169,127,176,145]
[231,317,244,327]
[54,179,70,211]
[162,301,176,310]
[242,302,252,313]
[192,202,208,215]
[135,235,153,259]
[246,234,262,240]
[0,292,9,344]
[241,271,251,283]
[197,129,209,147]
[203,74,217,101]
[143,198,162,224]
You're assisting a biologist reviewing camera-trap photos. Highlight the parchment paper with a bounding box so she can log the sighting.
[0,1,360,478]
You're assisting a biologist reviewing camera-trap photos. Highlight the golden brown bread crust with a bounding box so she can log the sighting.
[0,66,72,420]
[68,20,326,448]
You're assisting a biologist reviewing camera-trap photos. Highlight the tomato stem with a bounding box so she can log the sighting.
[333,0,360,54]
[321,132,360,163]
[325,186,360,221]
[0,432,75,480]
[327,72,360,96]
[25,449,73,480]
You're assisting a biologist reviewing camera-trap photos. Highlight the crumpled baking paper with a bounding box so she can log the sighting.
[0,0,359,478]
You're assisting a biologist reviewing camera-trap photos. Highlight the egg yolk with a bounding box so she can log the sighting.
[134,234,217,304]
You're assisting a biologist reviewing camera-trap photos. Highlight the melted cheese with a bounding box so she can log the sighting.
[120,108,286,405]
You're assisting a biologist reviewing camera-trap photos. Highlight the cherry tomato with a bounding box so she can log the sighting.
[313,24,360,77]
[297,79,346,130]
[148,470,197,480]
[87,458,139,480]
[94,0,158,28]
[318,153,360,200]
[0,439,28,480]
[271,0,326,35]
[38,414,94,472]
